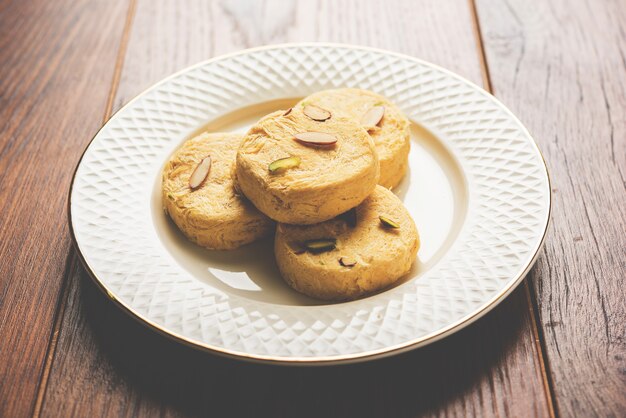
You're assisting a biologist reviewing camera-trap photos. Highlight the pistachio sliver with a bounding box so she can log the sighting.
[339,257,357,267]
[304,238,336,253]
[303,105,331,121]
[379,215,400,229]
[189,156,211,190]
[269,156,301,174]
[294,132,337,146]
[361,105,385,127]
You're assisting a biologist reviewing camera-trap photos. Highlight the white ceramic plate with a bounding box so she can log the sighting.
[69,44,550,364]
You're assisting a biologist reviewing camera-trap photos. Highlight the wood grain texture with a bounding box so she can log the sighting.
[38,1,553,417]
[476,0,626,416]
[112,0,484,109]
[0,0,129,416]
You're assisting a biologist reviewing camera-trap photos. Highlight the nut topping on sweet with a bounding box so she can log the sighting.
[303,105,331,121]
[379,215,400,229]
[361,105,385,127]
[188,156,211,190]
[294,132,337,146]
[269,156,301,174]
[304,238,336,253]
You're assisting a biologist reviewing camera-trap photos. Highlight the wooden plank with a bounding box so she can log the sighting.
[0,0,130,416]
[40,0,552,416]
[111,0,484,108]
[475,0,626,416]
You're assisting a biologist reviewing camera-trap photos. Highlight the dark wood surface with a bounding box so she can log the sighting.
[476,0,626,415]
[0,1,130,417]
[0,0,623,417]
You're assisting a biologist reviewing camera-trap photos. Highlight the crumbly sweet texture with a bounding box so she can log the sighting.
[275,186,420,301]
[236,109,379,225]
[162,132,274,250]
[299,88,411,189]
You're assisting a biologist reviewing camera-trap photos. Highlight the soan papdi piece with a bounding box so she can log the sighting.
[236,108,379,225]
[298,88,411,189]
[275,186,419,300]
[162,132,274,250]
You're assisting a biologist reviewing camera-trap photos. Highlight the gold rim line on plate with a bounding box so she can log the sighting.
[67,43,553,365]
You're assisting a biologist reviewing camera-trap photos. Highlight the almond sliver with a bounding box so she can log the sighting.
[361,106,385,127]
[189,156,211,190]
[294,132,337,146]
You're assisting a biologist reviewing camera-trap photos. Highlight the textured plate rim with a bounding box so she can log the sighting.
[68,42,552,365]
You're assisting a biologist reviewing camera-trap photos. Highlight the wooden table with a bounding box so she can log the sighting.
[1,0,624,416]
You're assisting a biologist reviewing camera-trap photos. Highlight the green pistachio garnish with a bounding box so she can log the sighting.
[379,215,400,229]
[304,238,336,253]
[269,156,301,174]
